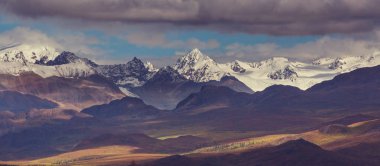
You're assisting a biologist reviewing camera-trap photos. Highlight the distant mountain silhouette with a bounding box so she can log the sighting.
[82,97,160,119]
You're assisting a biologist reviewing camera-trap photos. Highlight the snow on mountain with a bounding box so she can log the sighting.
[175,49,380,91]
[95,57,156,87]
[0,44,60,64]
[145,61,158,72]
[173,48,227,82]
[312,52,380,72]
[37,51,97,67]
[230,60,247,73]
[1,44,380,93]
[0,44,96,78]
[0,61,96,78]
[0,44,155,89]
[119,87,139,98]
[220,58,329,91]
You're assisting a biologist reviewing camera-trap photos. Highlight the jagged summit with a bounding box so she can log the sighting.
[36,51,97,67]
[96,57,154,87]
[189,48,201,54]
[174,48,226,82]
[184,48,207,60]
[47,51,79,65]
[175,48,215,69]
[126,57,147,71]
[130,57,143,65]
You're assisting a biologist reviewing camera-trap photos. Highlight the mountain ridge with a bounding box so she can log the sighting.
[1,45,380,93]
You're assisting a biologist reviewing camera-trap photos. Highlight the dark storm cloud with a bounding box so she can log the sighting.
[1,0,380,35]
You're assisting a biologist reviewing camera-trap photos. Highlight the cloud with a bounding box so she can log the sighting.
[0,27,105,60]
[63,34,380,66]
[1,0,380,35]
[224,35,380,62]
[226,43,279,60]
[124,33,219,49]
[0,27,61,48]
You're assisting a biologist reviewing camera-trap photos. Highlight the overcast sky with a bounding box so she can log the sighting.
[1,0,380,66]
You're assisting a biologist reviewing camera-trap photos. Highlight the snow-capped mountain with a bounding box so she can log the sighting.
[0,44,156,89]
[0,44,60,64]
[312,53,380,71]
[36,51,97,67]
[96,57,156,87]
[219,57,325,91]
[0,44,96,78]
[1,44,380,93]
[174,48,227,82]
[174,49,380,91]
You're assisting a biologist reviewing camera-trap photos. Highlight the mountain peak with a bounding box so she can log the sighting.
[39,51,97,67]
[126,57,146,70]
[129,57,144,65]
[176,48,212,66]
[188,48,202,57]
[174,48,226,82]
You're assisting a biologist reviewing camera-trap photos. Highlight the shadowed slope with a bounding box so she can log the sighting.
[0,73,125,109]
[0,90,58,112]
[175,85,251,111]
[82,97,160,118]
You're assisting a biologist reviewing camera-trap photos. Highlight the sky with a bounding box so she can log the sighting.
[1,0,380,66]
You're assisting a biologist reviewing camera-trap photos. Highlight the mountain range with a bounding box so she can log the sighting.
[0,44,380,165]
[1,44,380,109]
[2,45,380,92]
